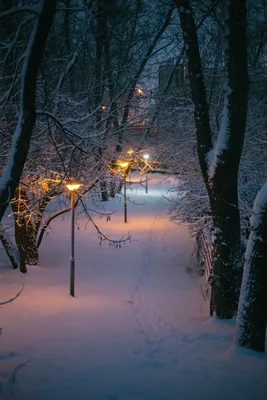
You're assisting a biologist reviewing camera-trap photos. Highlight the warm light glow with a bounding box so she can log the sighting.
[137,88,143,95]
[102,105,107,110]
[120,162,129,168]
[65,182,81,191]
[127,149,133,155]
[143,153,150,160]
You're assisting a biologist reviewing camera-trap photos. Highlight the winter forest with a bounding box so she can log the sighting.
[1,0,267,399]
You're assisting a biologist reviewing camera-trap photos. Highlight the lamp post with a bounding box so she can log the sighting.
[143,153,150,193]
[124,178,127,223]
[119,162,129,223]
[65,181,81,297]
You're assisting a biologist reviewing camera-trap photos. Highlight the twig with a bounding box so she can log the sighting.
[9,360,30,384]
[0,283,25,305]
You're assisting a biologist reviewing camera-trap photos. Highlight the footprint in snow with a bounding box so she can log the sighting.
[137,361,166,370]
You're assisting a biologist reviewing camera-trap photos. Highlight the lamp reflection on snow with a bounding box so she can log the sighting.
[65,181,81,297]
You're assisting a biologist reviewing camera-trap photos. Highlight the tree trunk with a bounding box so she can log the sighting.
[236,182,267,352]
[210,191,244,318]
[14,219,39,273]
[176,0,248,318]
[11,187,39,273]
[109,178,116,198]
[0,223,19,270]
[100,181,109,201]
[209,0,249,317]
[16,222,38,268]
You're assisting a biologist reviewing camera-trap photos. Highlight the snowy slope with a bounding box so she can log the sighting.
[0,173,266,400]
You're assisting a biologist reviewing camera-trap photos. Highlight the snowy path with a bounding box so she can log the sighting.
[0,173,267,400]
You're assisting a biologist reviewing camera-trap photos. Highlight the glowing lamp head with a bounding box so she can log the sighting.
[120,162,129,168]
[137,88,143,95]
[127,149,133,155]
[65,182,81,191]
[143,153,150,160]
[102,105,107,110]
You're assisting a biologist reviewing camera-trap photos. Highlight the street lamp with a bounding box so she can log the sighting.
[119,161,129,223]
[120,162,129,168]
[65,181,81,297]
[143,153,150,193]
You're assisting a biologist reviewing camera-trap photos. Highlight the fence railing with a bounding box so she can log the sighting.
[195,226,213,299]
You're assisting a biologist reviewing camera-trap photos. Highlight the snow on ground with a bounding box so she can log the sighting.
[0,173,267,400]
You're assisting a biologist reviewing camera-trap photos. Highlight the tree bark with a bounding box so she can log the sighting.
[236,182,267,352]
[0,0,57,222]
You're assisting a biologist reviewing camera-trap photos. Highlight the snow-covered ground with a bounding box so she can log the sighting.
[0,173,266,400]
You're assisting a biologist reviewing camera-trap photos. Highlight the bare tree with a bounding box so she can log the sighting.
[0,0,57,222]
[174,0,249,318]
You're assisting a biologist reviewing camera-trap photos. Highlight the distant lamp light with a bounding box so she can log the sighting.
[143,153,150,160]
[127,149,134,155]
[137,88,143,95]
[120,162,129,168]
[102,105,107,110]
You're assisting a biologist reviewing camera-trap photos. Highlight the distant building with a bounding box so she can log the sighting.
[158,62,226,96]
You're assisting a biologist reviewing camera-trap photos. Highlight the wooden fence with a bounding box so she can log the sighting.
[195,226,213,299]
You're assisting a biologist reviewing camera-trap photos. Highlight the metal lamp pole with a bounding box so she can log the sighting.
[70,191,75,297]
[119,162,129,223]
[124,178,127,223]
[143,153,150,194]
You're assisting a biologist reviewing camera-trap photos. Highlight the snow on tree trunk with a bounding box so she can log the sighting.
[175,0,249,318]
[236,181,267,352]
[0,0,56,223]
